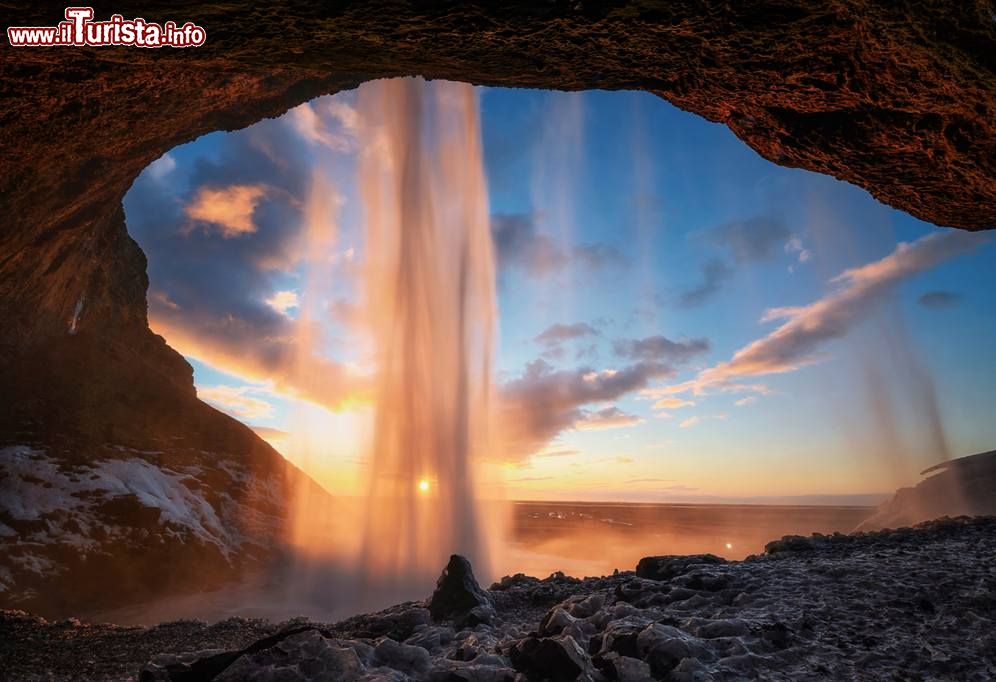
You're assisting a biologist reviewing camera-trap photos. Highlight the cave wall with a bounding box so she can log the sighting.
[0,1,993,442]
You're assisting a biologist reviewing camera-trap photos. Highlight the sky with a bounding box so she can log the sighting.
[123,81,996,505]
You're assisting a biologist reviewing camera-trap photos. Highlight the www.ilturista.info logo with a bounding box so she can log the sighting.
[7,7,206,47]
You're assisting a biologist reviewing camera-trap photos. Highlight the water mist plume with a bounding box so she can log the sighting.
[354,77,497,599]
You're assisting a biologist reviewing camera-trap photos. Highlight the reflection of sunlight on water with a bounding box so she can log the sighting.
[500,502,873,578]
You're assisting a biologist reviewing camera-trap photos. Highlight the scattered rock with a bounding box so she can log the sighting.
[508,634,595,682]
[637,623,712,679]
[593,652,653,682]
[538,606,578,637]
[352,605,431,641]
[406,625,456,653]
[764,535,818,554]
[374,636,432,676]
[695,618,750,639]
[599,617,651,658]
[215,630,365,681]
[635,555,728,582]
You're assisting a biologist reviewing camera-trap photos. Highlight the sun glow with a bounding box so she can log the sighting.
[418,479,431,493]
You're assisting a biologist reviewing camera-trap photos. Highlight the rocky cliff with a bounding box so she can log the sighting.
[856,450,996,531]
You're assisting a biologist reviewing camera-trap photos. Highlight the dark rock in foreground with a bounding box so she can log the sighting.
[5,517,996,680]
[635,554,727,582]
[428,554,496,627]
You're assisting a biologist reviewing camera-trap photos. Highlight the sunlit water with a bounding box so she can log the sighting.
[356,76,497,595]
[281,77,500,615]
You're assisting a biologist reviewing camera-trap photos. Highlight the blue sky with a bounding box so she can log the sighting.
[124,81,996,503]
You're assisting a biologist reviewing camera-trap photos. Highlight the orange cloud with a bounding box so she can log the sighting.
[679,414,726,429]
[653,397,694,409]
[149,313,370,411]
[659,230,989,397]
[184,184,268,238]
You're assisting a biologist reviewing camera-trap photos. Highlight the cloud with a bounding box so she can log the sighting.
[642,380,771,399]
[574,406,643,431]
[498,358,673,459]
[574,243,626,270]
[287,101,354,151]
[266,290,300,316]
[785,235,812,267]
[624,479,698,493]
[734,396,758,407]
[491,213,625,277]
[326,100,360,135]
[917,290,962,309]
[491,214,565,275]
[613,335,709,363]
[184,184,269,238]
[663,230,989,395]
[534,449,581,458]
[506,476,555,483]
[678,259,734,307]
[535,322,598,346]
[146,153,177,181]
[679,414,726,429]
[198,385,275,420]
[126,114,365,411]
[683,217,806,300]
[706,216,790,264]
[653,397,695,409]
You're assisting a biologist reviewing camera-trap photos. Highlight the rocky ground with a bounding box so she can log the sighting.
[2,516,995,681]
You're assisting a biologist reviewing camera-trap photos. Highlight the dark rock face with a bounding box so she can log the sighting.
[429,555,495,627]
[857,449,996,531]
[635,554,728,581]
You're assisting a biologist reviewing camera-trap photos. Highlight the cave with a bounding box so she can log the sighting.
[0,2,995,675]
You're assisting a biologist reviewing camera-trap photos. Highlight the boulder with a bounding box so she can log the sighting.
[637,623,712,679]
[593,652,653,682]
[429,555,495,627]
[599,617,653,659]
[374,637,433,677]
[538,606,578,637]
[215,631,366,681]
[635,555,728,582]
[508,634,595,682]
[405,625,456,653]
